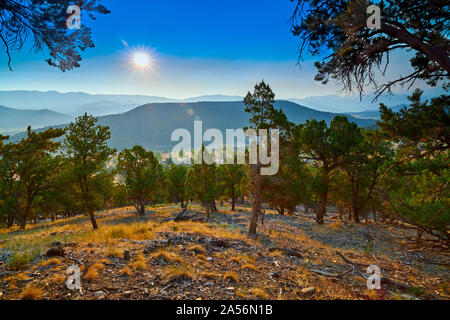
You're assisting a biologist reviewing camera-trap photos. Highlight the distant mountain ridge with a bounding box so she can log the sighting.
[0,105,73,134]
[9,100,376,151]
[2,89,437,117]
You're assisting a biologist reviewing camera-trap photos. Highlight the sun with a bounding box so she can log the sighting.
[133,51,150,68]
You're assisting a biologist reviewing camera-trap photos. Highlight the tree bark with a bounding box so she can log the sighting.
[88,209,98,230]
[352,177,360,223]
[231,189,236,211]
[317,191,327,224]
[249,164,261,234]
[381,23,450,73]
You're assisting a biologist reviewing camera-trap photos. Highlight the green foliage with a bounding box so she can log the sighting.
[385,156,449,237]
[64,113,116,229]
[117,145,163,215]
[291,0,449,97]
[0,126,65,228]
[217,162,246,211]
[379,90,449,159]
[7,252,33,271]
[185,147,218,216]
[378,91,449,237]
[296,116,363,223]
[166,164,189,208]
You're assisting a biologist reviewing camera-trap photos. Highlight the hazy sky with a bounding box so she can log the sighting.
[0,0,440,99]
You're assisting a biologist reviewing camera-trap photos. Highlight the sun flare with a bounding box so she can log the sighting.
[133,52,150,68]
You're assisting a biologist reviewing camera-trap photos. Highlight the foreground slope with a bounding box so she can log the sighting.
[0,204,448,300]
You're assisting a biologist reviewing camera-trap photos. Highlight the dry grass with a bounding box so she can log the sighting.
[229,253,256,265]
[20,284,43,300]
[150,250,183,265]
[129,255,147,271]
[39,257,62,267]
[120,267,132,276]
[196,254,207,261]
[241,263,258,271]
[223,271,238,283]
[166,265,194,283]
[329,219,343,228]
[201,272,220,280]
[188,243,206,254]
[250,288,269,300]
[50,273,66,284]
[4,273,32,282]
[83,263,105,281]
[106,246,123,258]
[82,223,154,243]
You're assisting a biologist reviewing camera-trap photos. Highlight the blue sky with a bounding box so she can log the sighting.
[0,0,439,99]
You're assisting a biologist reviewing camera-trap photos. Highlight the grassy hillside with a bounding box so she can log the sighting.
[0,203,447,300]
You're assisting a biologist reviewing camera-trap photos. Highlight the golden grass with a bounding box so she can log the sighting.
[50,273,66,284]
[223,271,238,283]
[196,254,207,261]
[39,257,62,267]
[188,243,206,254]
[83,263,105,281]
[106,246,123,258]
[20,284,43,300]
[150,250,183,265]
[201,272,220,280]
[250,288,269,300]
[241,263,258,271]
[120,267,132,276]
[166,265,194,283]
[229,253,256,265]
[157,220,246,241]
[329,220,344,230]
[129,255,147,271]
[81,223,155,243]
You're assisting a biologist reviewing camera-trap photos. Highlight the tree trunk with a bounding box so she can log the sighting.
[89,209,98,230]
[180,199,184,209]
[338,206,343,220]
[138,196,146,215]
[231,189,236,211]
[288,206,294,215]
[352,177,360,223]
[249,164,261,234]
[317,191,327,224]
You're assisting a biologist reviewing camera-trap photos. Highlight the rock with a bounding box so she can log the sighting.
[205,282,212,287]
[45,247,65,257]
[206,257,213,262]
[123,291,132,298]
[123,250,130,260]
[94,291,106,299]
[301,287,316,294]
[269,271,281,278]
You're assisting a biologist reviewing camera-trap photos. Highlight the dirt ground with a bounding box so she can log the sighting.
[0,204,448,300]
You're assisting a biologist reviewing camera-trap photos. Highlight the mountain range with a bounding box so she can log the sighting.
[0,106,73,135]
[1,89,439,118]
[8,100,376,151]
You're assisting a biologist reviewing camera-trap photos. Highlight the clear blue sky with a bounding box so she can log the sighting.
[0,0,432,99]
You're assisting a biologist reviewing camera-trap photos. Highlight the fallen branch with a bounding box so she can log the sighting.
[311,267,354,278]
[268,247,303,258]
[336,251,411,291]
[174,208,188,222]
